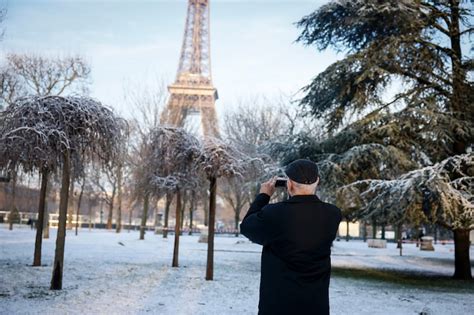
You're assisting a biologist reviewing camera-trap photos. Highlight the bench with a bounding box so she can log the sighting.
[367,239,387,248]
[420,236,435,251]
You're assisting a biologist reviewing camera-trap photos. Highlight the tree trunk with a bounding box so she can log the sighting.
[33,169,48,267]
[163,193,172,238]
[43,205,49,239]
[67,175,75,230]
[128,202,133,233]
[234,210,240,237]
[453,229,472,280]
[203,191,209,227]
[189,207,194,236]
[50,151,71,290]
[154,207,160,235]
[381,224,386,240]
[188,192,195,236]
[206,177,217,281]
[116,165,123,233]
[362,220,367,242]
[139,193,149,240]
[346,220,350,242]
[43,183,52,239]
[106,185,116,230]
[8,172,17,231]
[180,192,187,232]
[75,178,85,236]
[372,218,377,239]
[180,206,184,232]
[396,224,402,249]
[172,189,182,267]
[88,197,93,231]
[1,181,7,212]
[397,224,403,256]
[448,1,468,154]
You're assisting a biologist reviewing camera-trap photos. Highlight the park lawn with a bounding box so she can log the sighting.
[0,225,472,314]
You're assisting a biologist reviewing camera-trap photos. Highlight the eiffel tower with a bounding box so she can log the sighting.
[161,0,219,137]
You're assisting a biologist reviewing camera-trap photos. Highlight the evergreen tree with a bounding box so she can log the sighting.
[296,0,473,159]
[295,0,474,279]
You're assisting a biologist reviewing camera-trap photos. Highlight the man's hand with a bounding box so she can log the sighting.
[259,177,277,197]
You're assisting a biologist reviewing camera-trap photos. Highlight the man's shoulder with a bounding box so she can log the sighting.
[321,201,341,212]
[320,201,342,220]
[262,201,285,211]
[264,198,341,212]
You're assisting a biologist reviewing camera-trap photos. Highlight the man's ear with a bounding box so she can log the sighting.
[315,177,320,186]
[286,179,292,193]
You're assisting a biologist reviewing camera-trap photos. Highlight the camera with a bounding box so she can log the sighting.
[275,177,287,187]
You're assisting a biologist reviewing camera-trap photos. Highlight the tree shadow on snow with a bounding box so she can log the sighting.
[331,266,474,292]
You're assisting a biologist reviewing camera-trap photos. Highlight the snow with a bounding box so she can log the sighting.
[1,225,473,314]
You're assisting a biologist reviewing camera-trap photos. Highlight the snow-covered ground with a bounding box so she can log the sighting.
[0,225,473,315]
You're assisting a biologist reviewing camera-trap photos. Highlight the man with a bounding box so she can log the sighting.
[240,159,342,315]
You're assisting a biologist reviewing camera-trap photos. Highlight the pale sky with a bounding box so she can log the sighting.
[1,0,339,118]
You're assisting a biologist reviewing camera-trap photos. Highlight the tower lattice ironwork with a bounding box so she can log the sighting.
[161,0,219,137]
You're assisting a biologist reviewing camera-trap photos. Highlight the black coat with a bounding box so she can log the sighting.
[240,193,342,315]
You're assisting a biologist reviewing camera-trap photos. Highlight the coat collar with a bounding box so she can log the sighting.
[284,194,322,203]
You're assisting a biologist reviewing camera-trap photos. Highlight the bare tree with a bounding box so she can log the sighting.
[129,132,155,240]
[221,178,249,237]
[187,190,197,235]
[74,177,86,236]
[92,165,117,230]
[162,192,173,238]
[5,53,90,97]
[222,99,290,235]
[6,172,19,230]
[123,78,167,235]
[139,192,151,240]
[115,163,124,233]
[0,66,27,109]
[223,96,288,156]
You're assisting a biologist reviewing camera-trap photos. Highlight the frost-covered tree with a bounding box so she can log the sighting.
[0,95,125,289]
[143,126,200,266]
[296,0,473,159]
[295,0,474,279]
[0,98,65,265]
[317,144,416,201]
[318,143,416,240]
[0,53,92,249]
[275,143,414,233]
[198,138,248,280]
[338,153,473,279]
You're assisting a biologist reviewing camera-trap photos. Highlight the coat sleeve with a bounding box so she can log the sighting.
[240,193,278,246]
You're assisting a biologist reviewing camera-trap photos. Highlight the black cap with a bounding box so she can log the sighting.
[284,159,319,185]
